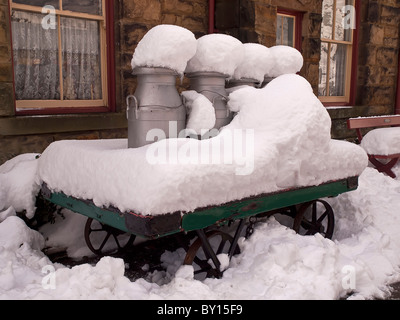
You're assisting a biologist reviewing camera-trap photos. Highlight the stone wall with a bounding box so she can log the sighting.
[118,0,208,104]
[215,0,323,94]
[356,0,400,114]
[331,0,400,140]
[0,0,14,118]
[1,0,399,163]
[0,0,209,164]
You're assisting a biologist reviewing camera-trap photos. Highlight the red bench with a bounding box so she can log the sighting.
[347,115,400,178]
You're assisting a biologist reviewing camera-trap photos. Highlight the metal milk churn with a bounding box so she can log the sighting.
[126,67,186,148]
[261,76,275,88]
[226,78,261,91]
[186,72,233,130]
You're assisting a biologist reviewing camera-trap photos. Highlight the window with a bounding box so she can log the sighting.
[10,0,114,114]
[318,0,356,104]
[276,9,302,52]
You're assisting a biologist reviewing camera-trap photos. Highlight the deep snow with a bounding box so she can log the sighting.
[1,25,398,300]
[1,164,400,299]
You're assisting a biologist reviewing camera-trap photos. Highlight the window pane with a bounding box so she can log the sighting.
[277,15,295,47]
[329,43,347,96]
[62,0,102,15]
[12,0,59,9]
[318,42,328,96]
[321,0,334,39]
[282,16,294,47]
[61,17,102,100]
[11,10,60,100]
[277,15,282,45]
[335,0,353,41]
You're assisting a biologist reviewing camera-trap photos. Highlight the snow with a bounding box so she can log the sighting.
[360,127,400,155]
[232,43,272,83]
[130,24,197,74]
[181,90,216,134]
[185,33,244,76]
[0,153,40,218]
[2,166,400,299]
[2,32,399,299]
[267,45,304,77]
[35,75,367,215]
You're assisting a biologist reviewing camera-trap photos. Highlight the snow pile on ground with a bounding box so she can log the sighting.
[232,43,272,83]
[360,127,400,155]
[0,153,40,218]
[131,24,197,74]
[36,74,367,216]
[267,45,303,77]
[181,90,216,134]
[185,33,244,76]
[2,166,400,299]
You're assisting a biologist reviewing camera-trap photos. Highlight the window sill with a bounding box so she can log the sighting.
[0,112,127,136]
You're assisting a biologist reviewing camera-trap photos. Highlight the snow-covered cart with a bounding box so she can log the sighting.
[35,25,368,279]
[40,175,358,278]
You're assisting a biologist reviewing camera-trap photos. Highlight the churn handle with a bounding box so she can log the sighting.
[126,95,139,120]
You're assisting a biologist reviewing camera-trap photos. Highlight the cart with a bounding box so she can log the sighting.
[40,175,358,278]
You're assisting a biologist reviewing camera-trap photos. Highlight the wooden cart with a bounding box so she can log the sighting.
[40,176,358,278]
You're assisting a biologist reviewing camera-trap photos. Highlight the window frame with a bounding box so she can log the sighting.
[9,0,116,115]
[318,0,360,106]
[276,9,303,52]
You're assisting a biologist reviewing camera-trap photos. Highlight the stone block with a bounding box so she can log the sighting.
[376,47,397,66]
[121,0,161,22]
[381,5,400,25]
[122,22,148,52]
[0,82,14,116]
[369,25,384,45]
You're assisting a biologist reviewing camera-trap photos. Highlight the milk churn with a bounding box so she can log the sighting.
[226,78,261,91]
[126,67,186,148]
[186,72,232,130]
[261,76,275,88]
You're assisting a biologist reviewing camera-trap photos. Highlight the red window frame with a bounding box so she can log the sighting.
[396,52,400,114]
[321,0,360,107]
[276,8,303,53]
[9,0,116,115]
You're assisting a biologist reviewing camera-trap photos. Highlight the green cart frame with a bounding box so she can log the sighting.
[41,176,358,278]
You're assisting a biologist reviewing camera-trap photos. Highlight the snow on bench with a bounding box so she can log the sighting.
[347,115,400,178]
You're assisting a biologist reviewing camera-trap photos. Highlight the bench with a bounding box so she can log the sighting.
[347,115,400,178]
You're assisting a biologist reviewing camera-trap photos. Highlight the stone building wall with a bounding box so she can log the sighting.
[0,0,399,163]
[0,0,14,118]
[215,0,323,94]
[0,0,209,164]
[329,0,400,140]
[118,0,208,104]
[356,0,400,113]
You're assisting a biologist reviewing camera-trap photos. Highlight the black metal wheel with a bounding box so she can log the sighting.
[84,218,136,256]
[292,200,335,239]
[183,230,240,280]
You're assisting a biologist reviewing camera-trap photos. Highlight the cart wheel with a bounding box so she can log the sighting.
[183,230,240,280]
[292,200,335,239]
[84,218,136,256]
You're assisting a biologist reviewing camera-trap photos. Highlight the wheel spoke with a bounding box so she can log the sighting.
[312,202,317,223]
[98,232,111,251]
[317,210,328,223]
[184,229,241,279]
[293,200,335,239]
[84,217,136,255]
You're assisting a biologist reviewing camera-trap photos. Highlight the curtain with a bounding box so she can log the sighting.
[12,10,60,100]
[61,17,102,100]
[11,10,102,101]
